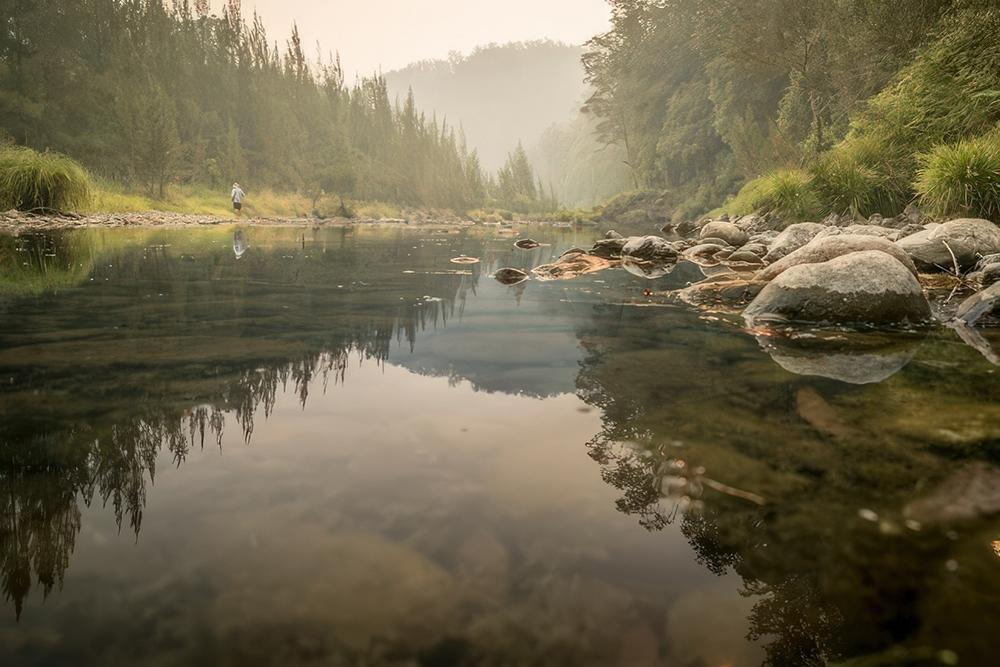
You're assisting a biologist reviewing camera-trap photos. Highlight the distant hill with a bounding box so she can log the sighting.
[384,41,588,171]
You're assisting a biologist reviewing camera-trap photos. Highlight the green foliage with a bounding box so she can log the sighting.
[722,170,821,222]
[809,143,900,217]
[0,146,91,212]
[915,133,1000,220]
[581,0,973,218]
[0,1,541,213]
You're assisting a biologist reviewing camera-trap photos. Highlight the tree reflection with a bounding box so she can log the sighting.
[0,228,476,617]
[575,303,1000,665]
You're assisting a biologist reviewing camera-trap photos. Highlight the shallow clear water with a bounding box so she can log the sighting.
[1,225,999,666]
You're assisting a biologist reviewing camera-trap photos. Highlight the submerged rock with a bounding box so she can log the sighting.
[896,218,1000,272]
[532,251,615,281]
[621,235,678,263]
[744,250,931,326]
[904,462,1000,524]
[450,256,481,264]
[699,221,748,247]
[756,234,918,283]
[514,239,541,250]
[493,267,528,285]
[762,222,830,263]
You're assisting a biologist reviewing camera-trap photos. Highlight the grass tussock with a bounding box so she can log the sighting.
[915,132,1000,220]
[0,146,91,212]
[722,170,821,221]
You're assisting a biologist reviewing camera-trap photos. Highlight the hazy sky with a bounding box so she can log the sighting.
[215,0,610,76]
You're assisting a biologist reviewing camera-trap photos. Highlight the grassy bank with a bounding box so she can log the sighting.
[85,183,410,220]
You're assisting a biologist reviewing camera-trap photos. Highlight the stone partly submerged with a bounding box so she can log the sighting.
[896,218,1000,272]
[493,268,529,285]
[744,250,931,327]
[698,221,748,248]
[953,282,1000,326]
[450,256,481,265]
[756,234,918,283]
[531,251,616,282]
[621,235,678,263]
[514,239,541,250]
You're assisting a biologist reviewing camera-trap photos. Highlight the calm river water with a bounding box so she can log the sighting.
[0,225,998,666]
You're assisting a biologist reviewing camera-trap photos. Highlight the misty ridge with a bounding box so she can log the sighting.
[384,40,631,207]
[385,41,586,172]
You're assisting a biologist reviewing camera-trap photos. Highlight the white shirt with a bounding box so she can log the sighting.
[231,187,245,203]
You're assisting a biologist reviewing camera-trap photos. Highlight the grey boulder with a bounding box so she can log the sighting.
[757,234,918,283]
[621,235,679,263]
[699,221,748,247]
[762,223,831,263]
[744,250,931,326]
[896,218,1000,272]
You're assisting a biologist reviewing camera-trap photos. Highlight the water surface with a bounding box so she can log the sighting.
[1,225,998,666]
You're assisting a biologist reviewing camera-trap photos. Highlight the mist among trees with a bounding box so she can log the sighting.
[0,0,554,213]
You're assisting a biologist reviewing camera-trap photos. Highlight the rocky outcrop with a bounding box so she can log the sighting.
[896,218,1000,272]
[744,250,931,326]
[756,234,918,283]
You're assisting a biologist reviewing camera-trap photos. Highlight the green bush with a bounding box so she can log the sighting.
[915,133,1000,220]
[0,146,91,212]
[724,170,822,222]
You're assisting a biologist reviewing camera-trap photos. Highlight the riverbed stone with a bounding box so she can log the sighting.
[756,234,918,283]
[532,251,615,281]
[590,237,628,259]
[699,221,748,247]
[762,223,830,263]
[621,235,678,263]
[494,268,529,285]
[896,218,1000,272]
[683,243,729,265]
[744,250,931,326]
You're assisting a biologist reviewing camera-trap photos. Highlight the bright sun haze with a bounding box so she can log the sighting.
[217,0,611,75]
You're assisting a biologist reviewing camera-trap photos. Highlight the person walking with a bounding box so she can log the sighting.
[231,182,246,215]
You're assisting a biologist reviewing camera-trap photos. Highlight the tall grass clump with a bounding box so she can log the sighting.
[915,133,1000,221]
[0,146,92,212]
[809,138,904,217]
[823,7,1000,215]
[723,169,821,222]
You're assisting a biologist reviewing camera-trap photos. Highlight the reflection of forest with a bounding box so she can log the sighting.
[574,303,1000,665]
[0,227,489,616]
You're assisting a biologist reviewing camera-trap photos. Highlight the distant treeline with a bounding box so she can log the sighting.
[582,0,1000,221]
[0,0,554,213]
